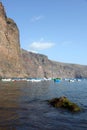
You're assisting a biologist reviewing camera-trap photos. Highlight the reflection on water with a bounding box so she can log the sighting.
[0,80,87,130]
[0,82,23,130]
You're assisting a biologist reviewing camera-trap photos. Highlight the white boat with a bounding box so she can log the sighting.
[1,78,12,82]
[27,78,42,82]
[69,79,75,82]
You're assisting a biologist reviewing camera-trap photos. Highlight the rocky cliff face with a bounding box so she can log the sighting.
[0,2,26,77]
[22,49,52,78]
[0,2,87,78]
[22,49,87,78]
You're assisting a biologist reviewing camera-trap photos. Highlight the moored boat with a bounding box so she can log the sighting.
[53,78,61,82]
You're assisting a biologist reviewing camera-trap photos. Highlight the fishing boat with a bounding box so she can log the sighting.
[53,78,61,82]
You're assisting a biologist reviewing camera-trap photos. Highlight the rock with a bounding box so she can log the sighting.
[0,2,27,78]
[48,96,81,112]
[22,49,87,78]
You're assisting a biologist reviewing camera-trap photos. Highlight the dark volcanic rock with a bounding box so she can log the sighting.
[48,96,81,112]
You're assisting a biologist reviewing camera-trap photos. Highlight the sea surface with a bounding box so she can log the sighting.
[0,79,87,130]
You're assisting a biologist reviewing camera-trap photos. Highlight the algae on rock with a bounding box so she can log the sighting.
[48,96,81,112]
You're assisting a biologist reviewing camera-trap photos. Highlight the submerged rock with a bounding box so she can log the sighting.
[48,96,81,112]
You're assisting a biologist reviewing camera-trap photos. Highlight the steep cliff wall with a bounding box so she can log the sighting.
[22,49,51,78]
[0,2,26,77]
[22,49,87,78]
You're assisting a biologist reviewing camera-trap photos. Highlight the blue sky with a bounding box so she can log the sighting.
[2,0,87,65]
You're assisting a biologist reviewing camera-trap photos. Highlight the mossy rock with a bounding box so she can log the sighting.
[48,96,81,112]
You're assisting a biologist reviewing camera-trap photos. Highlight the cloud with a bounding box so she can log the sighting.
[31,15,44,22]
[29,41,55,51]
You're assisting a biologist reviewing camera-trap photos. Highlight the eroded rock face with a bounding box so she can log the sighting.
[22,49,87,78]
[0,2,26,77]
[48,96,81,112]
[22,49,52,78]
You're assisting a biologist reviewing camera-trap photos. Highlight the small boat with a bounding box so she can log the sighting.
[53,78,61,82]
[1,78,12,82]
[69,79,75,82]
[77,79,81,82]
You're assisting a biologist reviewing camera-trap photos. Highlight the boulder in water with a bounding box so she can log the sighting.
[48,96,81,112]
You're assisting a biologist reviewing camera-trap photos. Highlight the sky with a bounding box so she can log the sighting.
[1,0,87,65]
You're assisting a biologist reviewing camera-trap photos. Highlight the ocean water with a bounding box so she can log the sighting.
[0,79,87,130]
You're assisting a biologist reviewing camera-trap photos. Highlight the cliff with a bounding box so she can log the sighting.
[0,2,26,77]
[22,49,87,78]
[0,2,87,78]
